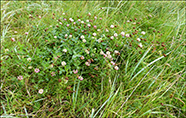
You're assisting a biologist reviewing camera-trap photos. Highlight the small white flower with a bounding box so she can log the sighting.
[121,31,125,36]
[80,35,85,39]
[59,22,62,25]
[110,36,114,40]
[78,76,84,81]
[78,19,81,22]
[62,13,65,15]
[97,29,101,32]
[127,20,130,23]
[85,62,90,66]
[98,38,102,43]
[126,34,130,38]
[81,21,84,24]
[67,24,70,27]
[106,51,110,55]
[54,36,57,39]
[25,32,28,35]
[88,12,91,16]
[138,43,143,48]
[87,24,91,27]
[94,16,97,19]
[110,25,114,29]
[133,22,136,25]
[27,58,32,61]
[93,33,96,36]
[114,33,118,37]
[86,20,89,22]
[111,61,115,65]
[65,34,68,37]
[14,31,18,33]
[137,38,141,42]
[38,89,44,94]
[141,31,146,35]
[114,66,119,70]
[100,50,104,55]
[114,50,119,54]
[63,49,67,53]
[69,35,72,38]
[61,61,66,66]
[102,34,105,37]
[28,66,32,69]
[69,18,74,22]
[39,16,41,19]
[50,64,54,68]
[82,39,86,43]
[73,22,76,25]
[85,49,90,54]
[105,29,109,32]
[5,49,9,52]
[107,55,112,59]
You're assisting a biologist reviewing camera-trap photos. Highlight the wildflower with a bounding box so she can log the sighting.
[69,18,74,22]
[103,54,107,58]
[114,33,118,37]
[54,36,57,39]
[100,18,102,20]
[141,31,146,35]
[97,29,101,32]
[102,34,105,37]
[27,58,31,61]
[126,34,130,38]
[105,29,109,32]
[78,56,84,61]
[93,25,97,29]
[114,50,119,54]
[93,33,96,36]
[82,39,86,43]
[39,16,41,19]
[78,19,81,22]
[94,16,97,19]
[59,22,62,25]
[80,35,85,39]
[81,21,84,24]
[61,61,66,66]
[62,13,65,15]
[34,68,40,73]
[78,76,83,81]
[100,50,104,55]
[107,54,112,59]
[86,20,89,22]
[138,43,143,48]
[73,22,76,25]
[67,24,70,27]
[111,61,115,65]
[114,66,119,70]
[63,49,67,53]
[87,24,91,27]
[65,34,68,37]
[50,64,54,68]
[127,20,130,23]
[69,35,72,38]
[5,49,9,52]
[98,38,102,43]
[14,31,17,33]
[51,72,56,76]
[17,75,23,81]
[25,32,28,35]
[73,69,78,74]
[28,66,32,69]
[106,51,111,55]
[38,89,44,94]
[85,62,90,66]
[110,25,114,29]
[64,18,67,21]
[85,49,90,54]
[110,36,114,40]
[121,31,125,36]
[133,22,136,25]
[11,38,15,42]
[137,38,141,42]
[88,12,91,16]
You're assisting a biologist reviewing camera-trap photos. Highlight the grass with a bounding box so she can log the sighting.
[1,1,185,118]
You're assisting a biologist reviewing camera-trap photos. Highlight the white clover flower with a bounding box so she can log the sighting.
[65,34,68,37]
[114,66,119,70]
[100,50,104,55]
[63,49,67,53]
[114,50,119,54]
[85,49,89,54]
[110,25,114,28]
[114,33,118,37]
[69,18,74,22]
[62,13,65,15]
[127,20,130,23]
[67,24,70,27]
[137,38,141,42]
[133,22,136,25]
[61,61,66,66]
[94,16,97,19]
[28,66,32,69]
[93,33,96,36]
[121,31,125,36]
[78,76,83,81]
[80,35,85,39]
[38,89,44,94]
[141,31,146,35]
[85,62,90,66]
[126,34,130,38]
[82,39,86,43]
[69,35,72,38]
[86,20,89,22]
[11,38,15,42]
[105,29,109,32]
[17,75,23,81]
[59,22,62,25]
[25,32,28,35]
[110,36,114,40]
[14,31,18,33]
[97,29,101,32]
[27,58,32,61]
[73,22,76,25]
[78,19,81,22]
[102,34,105,37]
[111,61,115,65]
[98,38,102,43]
[87,24,91,27]
[50,64,54,68]
[106,51,111,55]
[138,43,143,48]
[88,12,91,16]
[54,36,57,39]
[5,49,9,52]
[107,55,112,59]
[81,21,84,24]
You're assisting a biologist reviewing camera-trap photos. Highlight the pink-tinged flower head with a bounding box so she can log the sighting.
[59,22,62,25]
[25,32,28,35]
[85,62,90,66]
[73,69,78,74]
[94,16,97,19]
[138,43,143,48]
[114,66,119,70]
[110,25,114,29]
[99,18,102,20]
[105,29,109,32]
[93,33,96,36]
[38,89,44,94]
[87,24,91,27]
[67,24,70,27]
[80,56,85,60]
[110,36,114,40]
[78,76,83,81]
[64,18,67,21]
[125,34,130,38]
[11,38,15,42]
[137,38,141,42]
[114,33,118,37]
[51,72,56,76]
[111,61,115,65]
[93,25,97,29]
[35,68,40,73]
[141,31,146,35]
[17,75,23,81]
[121,31,125,36]
[78,19,81,22]
[73,22,76,25]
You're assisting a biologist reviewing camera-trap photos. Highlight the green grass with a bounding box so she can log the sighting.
[1,1,185,118]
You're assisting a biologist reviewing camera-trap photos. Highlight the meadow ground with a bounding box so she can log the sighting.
[0,1,185,118]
